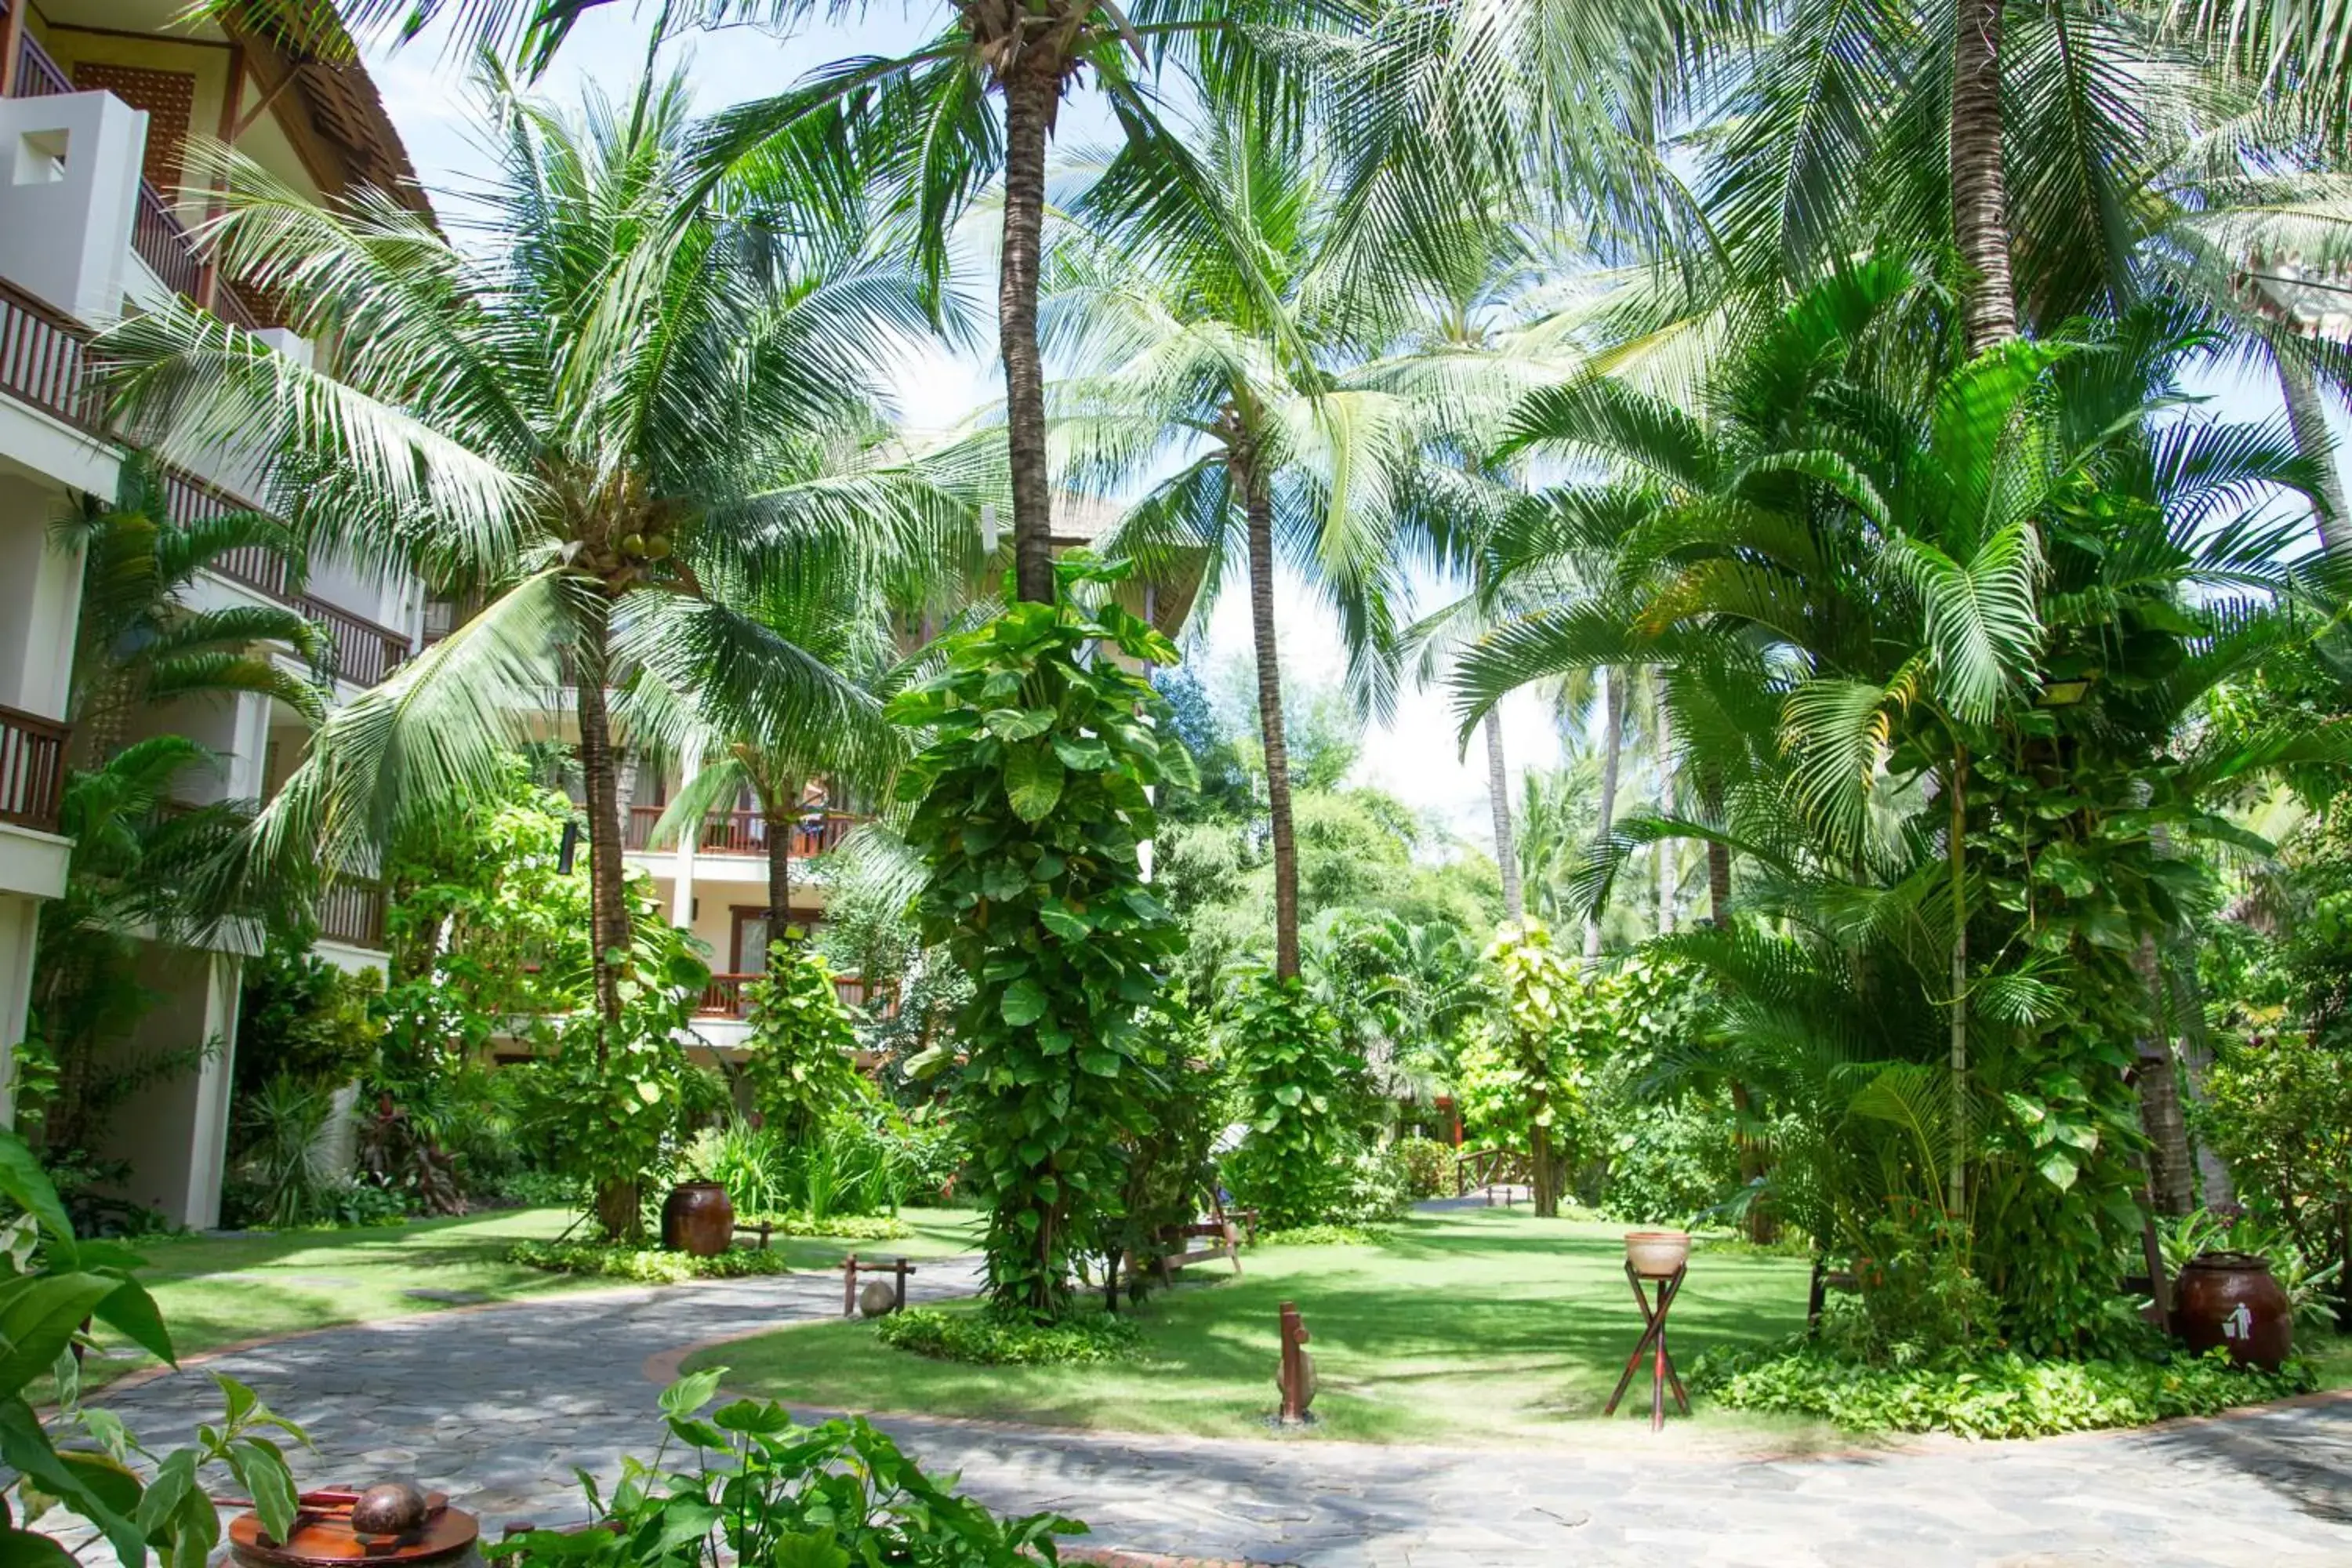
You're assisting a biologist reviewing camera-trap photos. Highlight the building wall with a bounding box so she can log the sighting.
[91,942,241,1228]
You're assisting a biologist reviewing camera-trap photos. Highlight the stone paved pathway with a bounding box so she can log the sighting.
[88,1261,2352,1567]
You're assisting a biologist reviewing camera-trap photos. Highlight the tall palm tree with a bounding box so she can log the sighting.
[300,0,1735,608]
[1046,122,1476,978]
[101,71,946,1053]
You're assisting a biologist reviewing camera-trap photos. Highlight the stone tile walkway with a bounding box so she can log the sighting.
[87,1259,2352,1567]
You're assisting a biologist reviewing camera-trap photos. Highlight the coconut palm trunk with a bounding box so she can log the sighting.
[1236,437,1301,980]
[999,57,1061,604]
[2275,349,2347,552]
[1947,0,2014,1225]
[574,616,628,1029]
[1654,692,1675,936]
[1584,669,1625,962]
[574,610,641,1239]
[1951,0,2018,354]
[1486,710,1522,924]
[2162,946,2236,1210]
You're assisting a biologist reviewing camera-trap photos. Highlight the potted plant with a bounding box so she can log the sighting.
[1624,1230,1692,1278]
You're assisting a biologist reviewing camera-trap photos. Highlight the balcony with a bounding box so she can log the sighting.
[626,807,866,859]
[318,877,387,950]
[5,13,268,330]
[0,703,67,833]
[0,281,410,688]
[697,971,898,1021]
[0,278,103,433]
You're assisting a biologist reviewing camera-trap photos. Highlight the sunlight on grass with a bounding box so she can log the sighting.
[86,1205,987,1391]
[688,1207,1835,1450]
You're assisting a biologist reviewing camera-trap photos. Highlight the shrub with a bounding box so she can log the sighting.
[506,1240,786,1283]
[1595,1088,1743,1225]
[513,933,723,1238]
[495,1377,1079,1568]
[875,1305,1144,1366]
[1222,972,1371,1229]
[1258,1223,1392,1247]
[738,1212,912,1241]
[223,1073,341,1229]
[498,1171,585,1208]
[1476,921,1592,1218]
[1692,1341,2317,1439]
[1329,1142,1414,1224]
[1394,1135,1454,1200]
[234,943,384,1102]
[739,945,869,1143]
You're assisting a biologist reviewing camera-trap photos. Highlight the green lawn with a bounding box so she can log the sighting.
[688,1207,1839,1450]
[87,1205,987,1391]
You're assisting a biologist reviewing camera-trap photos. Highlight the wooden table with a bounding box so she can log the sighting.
[1603,1261,1690,1432]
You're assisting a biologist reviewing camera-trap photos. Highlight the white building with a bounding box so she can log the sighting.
[0,0,425,1225]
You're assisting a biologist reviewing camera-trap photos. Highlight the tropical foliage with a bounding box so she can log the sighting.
[891,561,1189,1316]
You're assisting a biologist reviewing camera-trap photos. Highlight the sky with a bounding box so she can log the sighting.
[360,4,2347,852]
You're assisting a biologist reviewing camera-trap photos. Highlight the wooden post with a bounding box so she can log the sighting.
[194,44,247,315]
[841,1253,858,1317]
[0,0,24,100]
[1276,1301,1315,1425]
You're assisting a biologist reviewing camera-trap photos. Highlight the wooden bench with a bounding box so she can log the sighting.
[1135,1192,1252,1282]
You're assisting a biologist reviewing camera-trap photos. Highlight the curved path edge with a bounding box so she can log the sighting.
[83,1262,2352,1567]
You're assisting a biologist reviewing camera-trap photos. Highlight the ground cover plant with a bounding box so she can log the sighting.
[1692,1340,2318,1439]
[875,1305,1145,1366]
[688,1207,1819,1446]
[506,1240,789,1283]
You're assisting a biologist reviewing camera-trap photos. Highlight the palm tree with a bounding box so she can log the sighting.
[60,458,329,756]
[300,0,1737,609]
[1046,122,1477,978]
[1455,260,2333,1247]
[633,427,967,958]
[31,462,328,1162]
[100,69,948,1225]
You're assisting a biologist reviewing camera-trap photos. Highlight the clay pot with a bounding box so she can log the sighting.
[660,1181,735,1258]
[2175,1250,2292,1370]
[1625,1230,1692,1277]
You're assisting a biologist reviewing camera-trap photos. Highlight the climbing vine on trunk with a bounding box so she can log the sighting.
[891,561,1191,1319]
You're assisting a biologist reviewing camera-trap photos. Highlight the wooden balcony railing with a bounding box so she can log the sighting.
[318,878,387,949]
[9,19,71,99]
[4,22,267,327]
[0,280,103,432]
[156,467,411,688]
[626,806,865,858]
[0,704,69,833]
[131,179,203,301]
[696,972,899,1021]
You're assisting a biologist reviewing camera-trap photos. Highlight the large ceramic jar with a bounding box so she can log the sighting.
[2175,1250,2292,1370]
[661,1181,735,1258]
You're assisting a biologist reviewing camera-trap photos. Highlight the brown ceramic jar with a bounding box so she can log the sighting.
[2174,1250,2292,1370]
[660,1181,735,1258]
